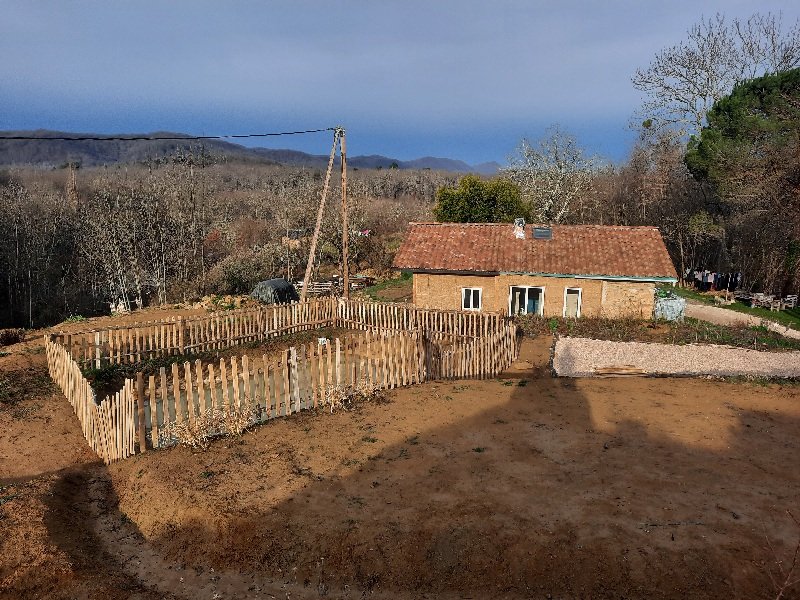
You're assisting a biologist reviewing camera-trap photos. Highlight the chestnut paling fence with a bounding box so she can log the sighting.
[45,299,518,464]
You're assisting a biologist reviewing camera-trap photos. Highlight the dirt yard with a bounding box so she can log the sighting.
[2,323,800,599]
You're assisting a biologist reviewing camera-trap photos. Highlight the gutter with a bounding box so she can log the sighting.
[397,267,678,284]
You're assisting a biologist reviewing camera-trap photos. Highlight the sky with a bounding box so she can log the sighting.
[2,1,799,166]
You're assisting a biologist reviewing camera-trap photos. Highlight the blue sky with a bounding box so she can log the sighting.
[2,1,798,165]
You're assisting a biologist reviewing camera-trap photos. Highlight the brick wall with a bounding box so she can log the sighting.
[413,273,655,318]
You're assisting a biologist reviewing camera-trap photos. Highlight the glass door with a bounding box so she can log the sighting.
[510,286,543,316]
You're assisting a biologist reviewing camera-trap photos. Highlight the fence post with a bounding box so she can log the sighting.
[177,317,185,354]
[135,372,147,452]
[290,347,300,412]
[335,337,342,387]
[94,331,101,369]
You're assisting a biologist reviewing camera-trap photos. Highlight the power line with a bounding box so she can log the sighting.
[0,128,337,141]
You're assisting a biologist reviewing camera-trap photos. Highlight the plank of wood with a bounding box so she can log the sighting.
[593,366,646,377]
[183,361,194,426]
[282,350,291,416]
[148,375,159,448]
[261,354,275,421]
[220,358,231,412]
[136,372,147,452]
[159,367,171,434]
[172,363,183,424]
[242,354,252,412]
[231,356,241,412]
[208,362,219,413]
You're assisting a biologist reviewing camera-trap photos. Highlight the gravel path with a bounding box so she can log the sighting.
[685,302,800,340]
[553,336,800,378]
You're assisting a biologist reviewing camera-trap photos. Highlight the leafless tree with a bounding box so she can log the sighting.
[502,125,600,224]
[633,12,800,136]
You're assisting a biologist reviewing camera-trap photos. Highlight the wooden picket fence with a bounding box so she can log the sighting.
[45,339,137,463]
[53,298,509,368]
[55,298,337,368]
[45,299,518,464]
[136,330,424,450]
[423,323,518,380]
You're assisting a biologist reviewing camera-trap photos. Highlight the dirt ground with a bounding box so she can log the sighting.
[2,321,800,599]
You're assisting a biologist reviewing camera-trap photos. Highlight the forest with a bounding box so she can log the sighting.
[1,11,798,329]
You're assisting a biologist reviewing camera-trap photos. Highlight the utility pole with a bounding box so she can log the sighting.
[340,128,349,299]
[300,129,340,302]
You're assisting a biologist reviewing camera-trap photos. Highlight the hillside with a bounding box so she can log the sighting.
[0,130,500,174]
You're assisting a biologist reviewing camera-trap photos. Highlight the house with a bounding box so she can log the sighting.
[392,222,678,318]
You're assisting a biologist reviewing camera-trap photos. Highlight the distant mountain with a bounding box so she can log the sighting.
[0,129,500,174]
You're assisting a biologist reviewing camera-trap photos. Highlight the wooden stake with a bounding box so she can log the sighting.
[340,129,349,299]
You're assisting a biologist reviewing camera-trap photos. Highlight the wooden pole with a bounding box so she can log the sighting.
[300,130,339,302]
[340,128,349,299]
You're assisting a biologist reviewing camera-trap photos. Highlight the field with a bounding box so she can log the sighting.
[2,321,800,599]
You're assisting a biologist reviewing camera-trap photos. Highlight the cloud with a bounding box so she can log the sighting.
[1,1,798,163]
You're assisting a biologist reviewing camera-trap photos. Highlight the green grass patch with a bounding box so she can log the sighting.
[62,314,87,323]
[665,285,715,304]
[516,314,800,352]
[663,285,800,330]
[363,271,412,302]
[720,302,800,330]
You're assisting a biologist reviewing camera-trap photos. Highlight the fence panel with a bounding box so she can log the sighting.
[47,300,518,460]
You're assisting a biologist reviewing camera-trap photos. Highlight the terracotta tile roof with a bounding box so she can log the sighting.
[393,223,678,280]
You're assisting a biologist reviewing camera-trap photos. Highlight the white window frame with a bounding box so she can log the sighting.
[461,287,482,311]
[563,287,582,318]
[508,285,545,316]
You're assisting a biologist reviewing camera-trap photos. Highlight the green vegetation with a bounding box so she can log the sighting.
[363,271,412,302]
[685,69,800,187]
[433,175,525,223]
[516,314,800,352]
[665,285,800,330]
[63,315,87,324]
[663,285,713,304]
[81,327,345,397]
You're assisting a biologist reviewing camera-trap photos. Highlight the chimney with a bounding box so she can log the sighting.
[513,217,525,239]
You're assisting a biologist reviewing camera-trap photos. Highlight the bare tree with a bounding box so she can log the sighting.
[633,12,800,136]
[502,125,600,224]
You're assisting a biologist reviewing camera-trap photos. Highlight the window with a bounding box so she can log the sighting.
[509,286,545,316]
[462,288,482,311]
[563,287,582,318]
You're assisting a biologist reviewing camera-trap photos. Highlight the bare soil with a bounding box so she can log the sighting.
[2,322,800,599]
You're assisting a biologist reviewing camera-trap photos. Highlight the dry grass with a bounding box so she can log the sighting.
[159,405,259,450]
[321,380,384,413]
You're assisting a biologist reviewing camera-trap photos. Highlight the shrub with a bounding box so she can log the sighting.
[63,315,87,324]
[0,328,24,346]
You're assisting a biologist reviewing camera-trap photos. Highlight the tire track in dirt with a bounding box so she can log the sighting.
[57,466,458,600]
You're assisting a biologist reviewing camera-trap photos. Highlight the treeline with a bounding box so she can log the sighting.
[4,11,798,328]
[0,160,453,328]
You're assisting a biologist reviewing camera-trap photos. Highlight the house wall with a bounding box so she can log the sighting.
[412,273,656,318]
